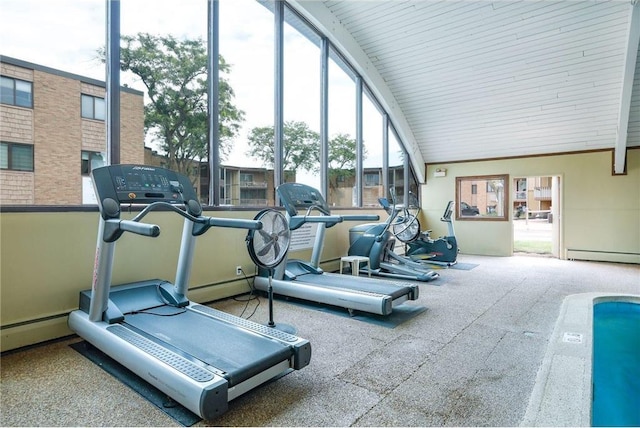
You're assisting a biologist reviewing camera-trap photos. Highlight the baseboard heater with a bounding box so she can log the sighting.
[566,249,640,264]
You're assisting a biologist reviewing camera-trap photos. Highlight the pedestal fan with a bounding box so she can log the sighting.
[246,209,294,333]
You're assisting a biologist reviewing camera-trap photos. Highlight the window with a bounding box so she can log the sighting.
[1,76,33,108]
[456,174,509,220]
[283,5,322,191]
[364,171,380,186]
[1,142,34,171]
[362,88,384,206]
[81,94,105,120]
[81,151,105,175]
[327,47,357,207]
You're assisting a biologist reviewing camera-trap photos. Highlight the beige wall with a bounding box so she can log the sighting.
[422,149,640,260]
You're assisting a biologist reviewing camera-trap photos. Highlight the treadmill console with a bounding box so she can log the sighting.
[92,164,201,219]
[276,183,331,217]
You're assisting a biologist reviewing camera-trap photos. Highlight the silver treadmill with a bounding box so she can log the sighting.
[68,165,311,420]
[253,183,420,316]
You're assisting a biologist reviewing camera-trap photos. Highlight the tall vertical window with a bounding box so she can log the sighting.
[80,94,105,120]
[362,88,384,207]
[327,48,357,207]
[0,142,34,171]
[219,0,274,206]
[1,76,33,108]
[388,126,404,203]
[282,6,322,191]
[120,0,209,201]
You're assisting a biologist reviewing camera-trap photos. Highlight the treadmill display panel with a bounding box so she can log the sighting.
[92,164,196,206]
[277,183,331,216]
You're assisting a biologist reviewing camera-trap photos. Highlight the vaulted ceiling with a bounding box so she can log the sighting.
[291,1,640,179]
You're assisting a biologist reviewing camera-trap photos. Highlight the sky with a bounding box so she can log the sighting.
[0,0,394,188]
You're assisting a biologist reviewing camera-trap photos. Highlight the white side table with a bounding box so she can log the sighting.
[339,255,371,277]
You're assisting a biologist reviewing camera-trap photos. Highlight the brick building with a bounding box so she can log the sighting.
[0,56,144,205]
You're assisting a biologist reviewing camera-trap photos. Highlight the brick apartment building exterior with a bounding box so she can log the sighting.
[0,56,144,205]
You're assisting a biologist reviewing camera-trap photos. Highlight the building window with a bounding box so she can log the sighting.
[81,94,106,120]
[1,142,34,171]
[81,151,105,175]
[364,171,380,186]
[0,76,33,108]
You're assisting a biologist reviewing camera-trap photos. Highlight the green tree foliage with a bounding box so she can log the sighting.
[246,121,319,171]
[102,33,244,177]
[328,133,357,189]
[246,122,361,186]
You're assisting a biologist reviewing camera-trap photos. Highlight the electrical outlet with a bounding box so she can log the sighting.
[236,266,242,276]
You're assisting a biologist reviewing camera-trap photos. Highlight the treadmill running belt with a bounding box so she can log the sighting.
[124,308,291,386]
[299,273,412,300]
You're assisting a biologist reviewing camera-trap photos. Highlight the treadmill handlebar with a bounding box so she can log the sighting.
[192,216,262,236]
[289,214,343,231]
[206,217,262,230]
[119,219,161,237]
[103,219,160,242]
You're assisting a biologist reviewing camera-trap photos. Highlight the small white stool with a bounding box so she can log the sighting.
[340,255,371,277]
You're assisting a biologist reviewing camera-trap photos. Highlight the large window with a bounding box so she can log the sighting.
[362,89,384,207]
[1,142,34,171]
[219,0,274,206]
[1,76,33,108]
[282,6,322,191]
[388,126,404,204]
[1,0,422,208]
[80,94,105,120]
[327,49,357,207]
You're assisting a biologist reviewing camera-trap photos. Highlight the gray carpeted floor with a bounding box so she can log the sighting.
[1,254,638,427]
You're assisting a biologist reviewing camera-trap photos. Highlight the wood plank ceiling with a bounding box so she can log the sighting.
[314,1,640,165]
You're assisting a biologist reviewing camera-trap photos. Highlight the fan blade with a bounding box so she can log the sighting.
[257,240,274,257]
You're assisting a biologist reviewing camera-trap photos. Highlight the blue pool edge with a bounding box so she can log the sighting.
[521,292,640,427]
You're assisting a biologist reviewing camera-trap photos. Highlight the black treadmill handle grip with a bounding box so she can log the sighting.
[207,217,263,230]
[341,214,380,222]
[118,219,161,237]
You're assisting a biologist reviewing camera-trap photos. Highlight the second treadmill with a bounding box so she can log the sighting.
[253,183,420,316]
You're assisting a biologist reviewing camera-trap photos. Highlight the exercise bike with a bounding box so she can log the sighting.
[347,195,440,282]
[390,195,459,267]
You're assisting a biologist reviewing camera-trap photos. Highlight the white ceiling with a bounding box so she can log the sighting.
[291,0,640,178]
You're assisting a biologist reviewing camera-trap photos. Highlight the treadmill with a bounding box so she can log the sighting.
[68,165,311,421]
[253,183,420,316]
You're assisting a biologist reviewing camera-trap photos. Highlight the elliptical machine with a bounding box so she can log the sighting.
[393,195,459,267]
[347,195,440,282]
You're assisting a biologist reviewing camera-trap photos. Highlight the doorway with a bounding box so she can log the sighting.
[513,175,561,257]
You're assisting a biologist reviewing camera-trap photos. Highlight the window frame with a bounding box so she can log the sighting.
[80,94,106,121]
[0,76,33,108]
[81,150,106,176]
[455,174,509,221]
[1,142,35,172]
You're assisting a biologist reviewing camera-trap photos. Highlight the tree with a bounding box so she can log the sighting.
[100,33,244,178]
[328,133,357,190]
[246,121,319,171]
[246,123,363,187]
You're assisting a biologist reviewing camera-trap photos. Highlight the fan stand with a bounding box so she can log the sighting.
[246,209,297,335]
[265,268,297,334]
